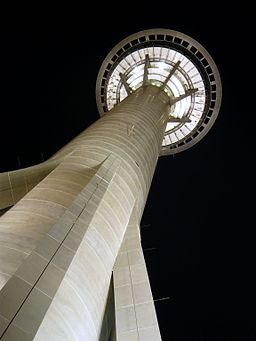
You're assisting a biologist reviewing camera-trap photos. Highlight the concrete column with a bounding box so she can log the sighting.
[113,207,162,341]
[0,85,169,340]
[0,159,61,212]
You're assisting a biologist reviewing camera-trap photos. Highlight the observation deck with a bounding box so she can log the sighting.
[96,29,222,155]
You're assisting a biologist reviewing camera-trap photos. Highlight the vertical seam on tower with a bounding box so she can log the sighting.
[7,172,15,206]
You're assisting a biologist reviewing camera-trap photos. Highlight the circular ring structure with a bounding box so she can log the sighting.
[96,29,222,155]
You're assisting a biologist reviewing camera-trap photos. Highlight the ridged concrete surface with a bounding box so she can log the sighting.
[0,85,169,340]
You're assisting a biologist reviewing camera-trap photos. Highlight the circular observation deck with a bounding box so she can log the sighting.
[96,29,222,155]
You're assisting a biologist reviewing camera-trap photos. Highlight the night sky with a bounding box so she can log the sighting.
[0,3,254,340]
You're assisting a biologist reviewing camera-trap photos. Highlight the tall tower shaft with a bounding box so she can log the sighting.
[0,29,221,340]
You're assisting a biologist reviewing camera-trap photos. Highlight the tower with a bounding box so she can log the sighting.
[0,29,221,340]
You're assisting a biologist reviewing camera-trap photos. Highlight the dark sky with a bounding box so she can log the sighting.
[0,3,254,340]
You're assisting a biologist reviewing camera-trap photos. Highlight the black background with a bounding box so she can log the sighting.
[0,2,254,340]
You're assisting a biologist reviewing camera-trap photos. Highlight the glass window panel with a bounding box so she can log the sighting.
[170,133,178,143]
[176,130,184,140]
[180,125,190,136]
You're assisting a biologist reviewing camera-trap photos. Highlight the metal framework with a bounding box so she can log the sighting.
[96,29,222,155]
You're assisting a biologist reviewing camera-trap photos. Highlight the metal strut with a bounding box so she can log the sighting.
[168,88,198,123]
[119,72,133,95]
[161,60,181,89]
[170,88,198,106]
[143,54,150,85]
[168,116,191,123]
